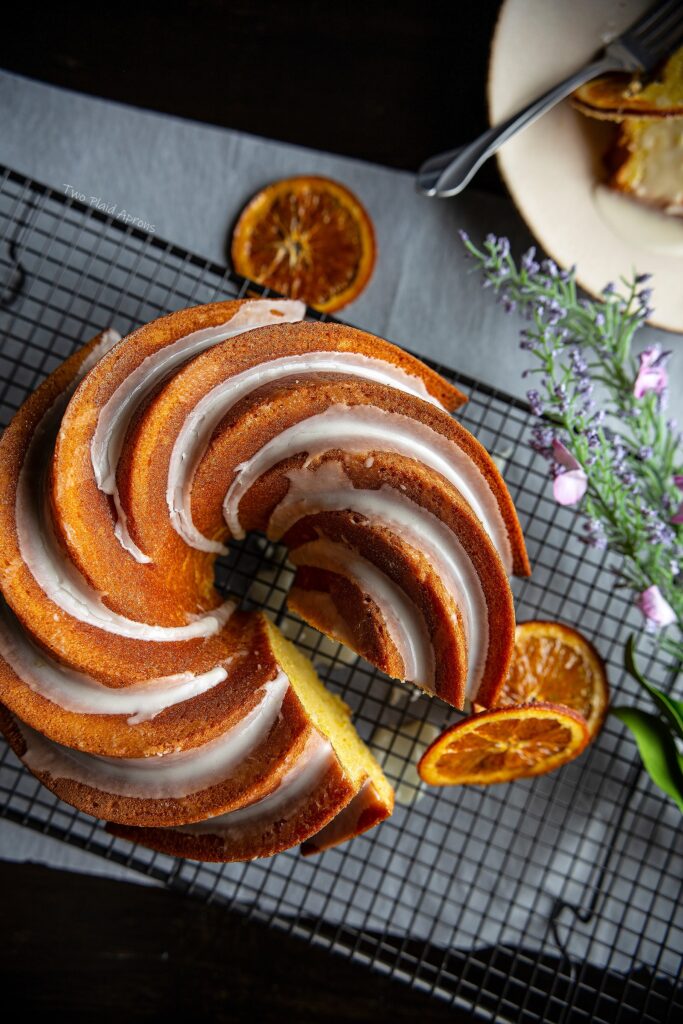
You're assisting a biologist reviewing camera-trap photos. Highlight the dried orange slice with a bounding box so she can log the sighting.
[231,176,376,313]
[495,621,609,739]
[572,47,683,121]
[418,703,590,786]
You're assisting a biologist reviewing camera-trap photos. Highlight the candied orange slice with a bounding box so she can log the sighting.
[231,176,376,312]
[495,621,608,739]
[418,703,590,786]
[572,47,683,120]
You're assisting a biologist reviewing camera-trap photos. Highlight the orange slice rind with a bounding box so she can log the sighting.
[572,47,683,121]
[418,703,590,786]
[495,621,609,740]
[231,175,376,313]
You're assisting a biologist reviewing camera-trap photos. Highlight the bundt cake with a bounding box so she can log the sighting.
[0,298,530,861]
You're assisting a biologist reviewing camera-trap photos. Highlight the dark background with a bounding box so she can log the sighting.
[1,3,501,1020]
[0,0,505,188]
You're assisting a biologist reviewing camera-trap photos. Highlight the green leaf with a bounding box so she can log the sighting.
[624,635,646,682]
[613,706,683,813]
[624,636,683,739]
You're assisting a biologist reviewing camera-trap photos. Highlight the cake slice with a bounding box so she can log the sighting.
[0,615,393,845]
[106,621,393,860]
[608,118,683,216]
[572,46,683,215]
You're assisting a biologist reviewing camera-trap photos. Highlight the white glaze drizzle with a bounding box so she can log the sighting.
[15,369,235,641]
[179,729,335,835]
[289,539,435,689]
[113,488,150,564]
[0,601,229,724]
[167,355,445,554]
[14,328,235,641]
[17,671,290,798]
[222,404,512,572]
[90,300,307,562]
[269,462,489,701]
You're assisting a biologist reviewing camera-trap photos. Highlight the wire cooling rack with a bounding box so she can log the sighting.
[0,165,681,1023]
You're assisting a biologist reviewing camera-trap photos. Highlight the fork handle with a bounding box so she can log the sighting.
[419,56,619,198]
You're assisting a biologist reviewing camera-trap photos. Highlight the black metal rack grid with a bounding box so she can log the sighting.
[0,165,681,1024]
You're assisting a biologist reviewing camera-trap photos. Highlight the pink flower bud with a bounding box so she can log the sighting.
[634,346,668,399]
[551,440,588,505]
[636,585,676,628]
[553,471,588,506]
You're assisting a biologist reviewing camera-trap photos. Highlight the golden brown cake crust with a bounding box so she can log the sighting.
[116,324,468,594]
[50,304,252,626]
[300,780,394,856]
[50,313,467,630]
[185,374,529,577]
[105,760,357,861]
[0,611,305,760]
[278,450,515,709]
[0,638,319,828]
[0,333,237,687]
[288,567,407,680]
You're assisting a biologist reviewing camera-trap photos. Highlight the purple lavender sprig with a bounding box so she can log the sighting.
[461,231,682,665]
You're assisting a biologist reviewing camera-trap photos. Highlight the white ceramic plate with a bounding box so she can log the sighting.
[488,0,683,334]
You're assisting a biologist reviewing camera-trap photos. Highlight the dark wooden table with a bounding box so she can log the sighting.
[2,860,463,1021]
[1,3,504,1017]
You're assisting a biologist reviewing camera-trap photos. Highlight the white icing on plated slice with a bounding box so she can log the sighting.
[223,404,512,572]
[289,539,435,689]
[167,354,445,554]
[269,462,488,701]
[180,730,334,835]
[17,671,290,799]
[91,300,307,562]
[0,601,228,724]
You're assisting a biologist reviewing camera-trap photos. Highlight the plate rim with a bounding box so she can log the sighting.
[485,0,682,336]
